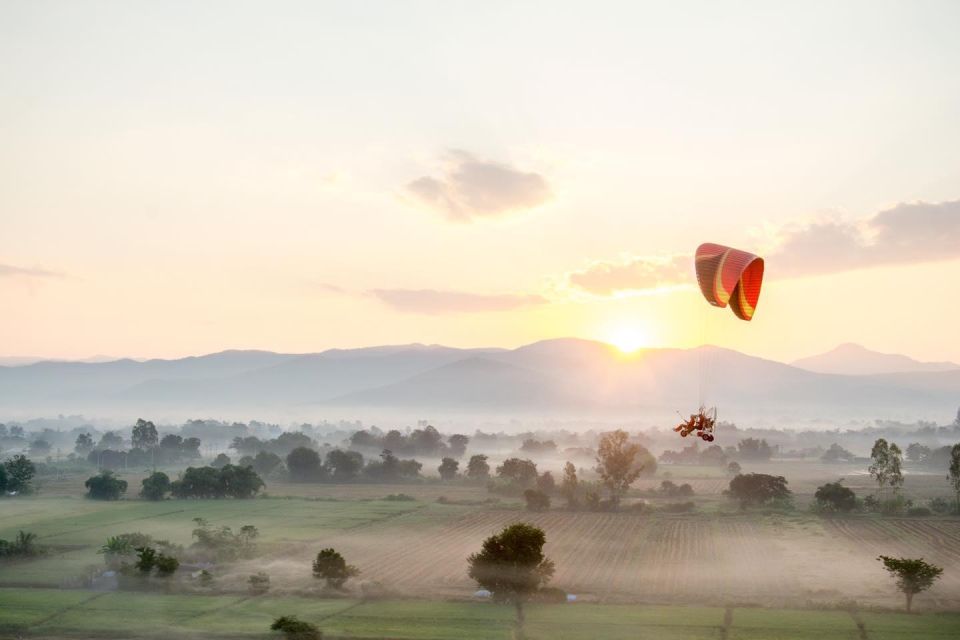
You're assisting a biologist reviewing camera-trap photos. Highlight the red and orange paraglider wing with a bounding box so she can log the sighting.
[694,243,765,321]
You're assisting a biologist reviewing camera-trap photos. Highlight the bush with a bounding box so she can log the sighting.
[271,615,321,640]
[383,493,416,501]
[928,497,951,514]
[880,495,912,515]
[140,472,171,500]
[249,572,271,594]
[813,481,857,513]
[84,470,128,500]
[907,506,932,517]
[359,580,393,600]
[523,488,551,511]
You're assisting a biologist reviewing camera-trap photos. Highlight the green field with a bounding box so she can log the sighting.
[3,588,960,639]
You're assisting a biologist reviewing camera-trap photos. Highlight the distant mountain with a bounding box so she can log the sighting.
[791,343,960,375]
[1,339,958,421]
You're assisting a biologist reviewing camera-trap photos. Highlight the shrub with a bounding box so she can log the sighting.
[84,470,128,500]
[270,615,322,640]
[383,493,415,501]
[907,506,932,517]
[928,497,951,514]
[523,488,551,511]
[249,572,271,594]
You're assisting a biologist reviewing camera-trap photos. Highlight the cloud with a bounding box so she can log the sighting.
[772,199,960,276]
[563,199,960,296]
[566,255,690,296]
[405,150,552,222]
[0,263,64,279]
[370,289,548,314]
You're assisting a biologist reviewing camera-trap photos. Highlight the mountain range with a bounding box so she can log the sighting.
[1,340,958,423]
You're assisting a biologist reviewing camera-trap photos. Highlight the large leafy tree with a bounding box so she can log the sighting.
[467,522,555,634]
[312,548,359,589]
[466,454,490,481]
[140,472,171,500]
[726,473,791,508]
[447,434,470,458]
[877,556,943,612]
[286,447,322,482]
[131,419,159,450]
[75,433,95,455]
[595,430,646,507]
[496,458,538,489]
[324,449,363,480]
[438,457,459,481]
[4,455,36,494]
[869,439,903,499]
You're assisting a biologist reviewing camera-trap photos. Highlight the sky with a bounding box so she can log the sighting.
[2,0,960,363]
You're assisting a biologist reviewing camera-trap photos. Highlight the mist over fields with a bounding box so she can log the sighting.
[2,339,959,425]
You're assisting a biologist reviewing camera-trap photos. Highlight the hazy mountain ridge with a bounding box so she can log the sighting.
[791,343,960,375]
[1,340,958,419]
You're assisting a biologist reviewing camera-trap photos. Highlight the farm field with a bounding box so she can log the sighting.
[3,588,960,640]
[3,492,960,608]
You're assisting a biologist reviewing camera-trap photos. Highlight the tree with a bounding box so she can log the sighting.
[211,453,232,469]
[869,438,904,499]
[75,433,95,455]
[948,443,960,514]
[560,462,579,508]
[737,438,773,461]
[877,556,944,612]
[536,471,556,494]
[595,430,646,507]
[168,465,263,499]
[140,471,171,500]
[0,464,6,494]
[523,489,550,511]
[29,439,51,457]
[448,434,470,458]
[270,615,321,640]
[438,457,459,481]
[906,443,931,464]
[814,481,857,513]
[286,447,322,482]
[98,431,124,450]
[466,454,490,481]
[324,449,362,481]
[888,443,904,494]
[4,455,36,494]
[496,458,539,489]
[312,548,359,589]
[726,461,742,477]
[821,443,855,463]
[726,473,791,508]
[467,522,555,634]
[85,471,128,500]
[253,451,284,476]
[131,419,159,450]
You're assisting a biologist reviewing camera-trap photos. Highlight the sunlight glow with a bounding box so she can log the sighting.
[603,325,651,354]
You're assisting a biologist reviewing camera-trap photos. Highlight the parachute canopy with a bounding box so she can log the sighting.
[695,243,765,321]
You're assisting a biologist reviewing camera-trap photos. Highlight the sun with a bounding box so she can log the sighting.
[604,325,650,354]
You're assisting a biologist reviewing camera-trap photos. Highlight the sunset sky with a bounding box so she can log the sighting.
[2,1,960,363]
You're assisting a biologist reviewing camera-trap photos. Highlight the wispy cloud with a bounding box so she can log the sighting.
[370,288,548,314]
[405,150,552,222]
[563,199,960,296]
[565,255,690,297]
[0,263,65,279]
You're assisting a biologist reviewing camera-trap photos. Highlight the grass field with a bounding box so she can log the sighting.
[3,588,960,639]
